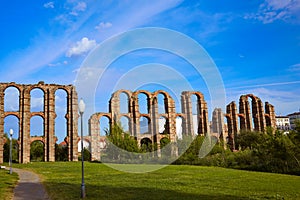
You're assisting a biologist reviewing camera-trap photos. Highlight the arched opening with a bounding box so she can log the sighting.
[99,116,110,136]
[4,86,19,112]
[3,115,19,163]
[247,97,255,130]
[78,139,91,161]
[159,116,168,134]
[55,89,68,143]
[30,88,44,112]
[176,116,183,139]
[30,140,45,162]
[120,116,130,134]
[157,93,166,113]
[191,94,199,135]
[138,93,148,114]
[30,116,44,137]
[139,116,150,134]
[141,137,152,152]
[119,92,130,114]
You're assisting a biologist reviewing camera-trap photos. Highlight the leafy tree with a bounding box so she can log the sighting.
[30,140,44,162]
[55,144,68,161]
[79,148,91,161]
[3,133,19,163]
[104,123,139,161]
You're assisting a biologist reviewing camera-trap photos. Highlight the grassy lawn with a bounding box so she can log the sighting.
[0,168,18,200]
[13,162,300,200]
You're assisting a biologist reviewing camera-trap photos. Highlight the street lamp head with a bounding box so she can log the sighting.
[79,98,85,114]
[9,129,13,137]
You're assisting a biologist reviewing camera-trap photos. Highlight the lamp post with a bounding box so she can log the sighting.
[79,99,86,198]
[9,129,13,174]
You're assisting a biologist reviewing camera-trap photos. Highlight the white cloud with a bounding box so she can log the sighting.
[66,37,97,57]
[288,63,300,72]
[44,2,54,9]
[70,2,87,16]
[95,22,112,30]
[48,61,68,67]
[245,0,300,23]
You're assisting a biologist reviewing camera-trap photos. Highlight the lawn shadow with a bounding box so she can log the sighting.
[46,182,248,200]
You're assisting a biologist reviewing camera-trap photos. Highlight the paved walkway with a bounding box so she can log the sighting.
[11,168,50,200]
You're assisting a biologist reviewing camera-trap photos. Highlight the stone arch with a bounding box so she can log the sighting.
[181,91,208,136]
[29,87,45,112]
[140,137,152,152]
[4,86,20,112]
[119,115,131,134]
[0,82,78,164]
[54,88,68,144]
[139,116,150,135]
[134,90,151,114]
[30,115,44,137]
[30,139,45,162]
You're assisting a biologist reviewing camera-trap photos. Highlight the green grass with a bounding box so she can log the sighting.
[0,168,18,200]
[13,162,300,200]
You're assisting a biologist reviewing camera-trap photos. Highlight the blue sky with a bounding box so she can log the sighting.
[1,0,300,141]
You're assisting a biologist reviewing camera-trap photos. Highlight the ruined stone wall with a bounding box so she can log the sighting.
[225,94,276,150]
[0,82,78,163]
[89,90,209,161]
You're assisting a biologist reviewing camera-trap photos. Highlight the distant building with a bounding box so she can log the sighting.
[287,112,300,130]
[275,116,290,131]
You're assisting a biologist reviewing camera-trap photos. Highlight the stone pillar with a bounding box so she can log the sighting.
[46,89,56,162]
[69,87,78,161]
[22,87,31,163]
[257,99,266,132]
[226,101,239,150]
[265,102,276,133]
[0,86,4,163]
[181,92,194,136]
[89,114,101,161]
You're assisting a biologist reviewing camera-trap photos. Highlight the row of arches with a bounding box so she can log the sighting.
[0,82,78,163]
[89,90,209,161]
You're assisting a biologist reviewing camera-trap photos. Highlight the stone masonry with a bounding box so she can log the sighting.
[0,82,78,163]
[88,90,209,161]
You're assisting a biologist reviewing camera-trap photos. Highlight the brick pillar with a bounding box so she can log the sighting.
[89,114,101,161]
[70,87,78,161]
[22,88,31,163]
[0,87,4,163]
[46,89,56,161]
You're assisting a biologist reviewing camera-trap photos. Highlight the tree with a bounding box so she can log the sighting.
[104,123,139,161]
[30,141,44,162]
[55,144,68,161]
[3,133,19,163]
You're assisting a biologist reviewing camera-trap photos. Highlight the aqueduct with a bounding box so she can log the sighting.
[88,90,209,161]
[0,82,78,163]
[0,82,277,163]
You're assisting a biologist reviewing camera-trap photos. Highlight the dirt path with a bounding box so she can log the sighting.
[12,168,50,200]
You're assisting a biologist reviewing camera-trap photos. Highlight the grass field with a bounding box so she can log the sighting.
[0,168,18,200]
[10,162,300,200]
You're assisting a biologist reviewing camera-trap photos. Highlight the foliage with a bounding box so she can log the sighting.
[102,123,140,162]
[55,144,68,161]
[12,162,300,200]
[79,148,91,162]
[3,134,19,163]
[30,141,44,162]
[173,125,300,175]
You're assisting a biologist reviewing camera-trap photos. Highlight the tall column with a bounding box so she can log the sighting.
[70,87,78,161]
[0,87,4,163]
[89,114,101,161]
[46,89,56,161]
[22,88,31,163]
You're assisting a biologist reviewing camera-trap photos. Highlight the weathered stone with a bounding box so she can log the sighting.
[0,82,78,163]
